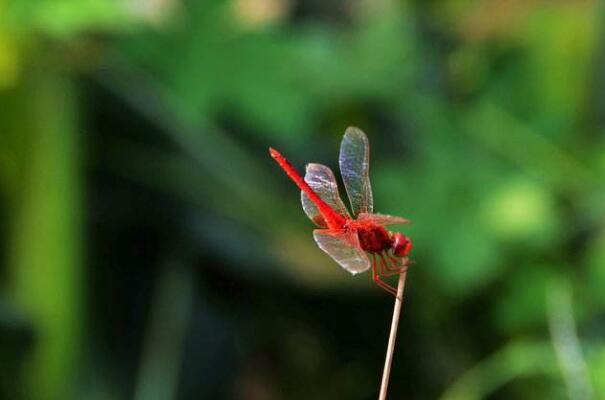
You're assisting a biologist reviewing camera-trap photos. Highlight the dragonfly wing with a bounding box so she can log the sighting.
[313,229,370,275]
[301,163,350,227]
[339,127,373,217]
[357,212,410,225]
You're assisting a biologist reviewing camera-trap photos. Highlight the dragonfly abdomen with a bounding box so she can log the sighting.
[269,147,347,230]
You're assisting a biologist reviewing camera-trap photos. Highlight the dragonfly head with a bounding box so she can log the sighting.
[391,232,412,257]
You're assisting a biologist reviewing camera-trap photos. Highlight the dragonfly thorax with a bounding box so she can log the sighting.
[355,223,412,257]
[356,224,392,254]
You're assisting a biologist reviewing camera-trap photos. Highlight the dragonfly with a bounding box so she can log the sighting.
[269,127,412,296]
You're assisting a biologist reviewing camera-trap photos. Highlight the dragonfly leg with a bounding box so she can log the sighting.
[387,253,409,270]
[387,254,401,269]
[381,266,408,277]
[378,253,399,277]
[378,253,387,275]
[372,256,397,297]
[376,253,408,276]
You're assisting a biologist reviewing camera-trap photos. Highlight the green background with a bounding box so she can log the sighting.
[1,0,604,399]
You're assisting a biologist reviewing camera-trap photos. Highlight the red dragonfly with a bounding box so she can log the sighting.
[269,127,412,296]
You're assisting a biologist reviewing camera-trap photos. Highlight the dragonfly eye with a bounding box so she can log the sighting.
[392,232,412,257]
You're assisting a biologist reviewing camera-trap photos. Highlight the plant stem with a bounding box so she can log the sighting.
[379,270,407,400]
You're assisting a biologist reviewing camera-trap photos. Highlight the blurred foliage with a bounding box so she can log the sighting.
[1,0,605,399]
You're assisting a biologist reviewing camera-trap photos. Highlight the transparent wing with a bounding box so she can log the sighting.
[301,163,350,227]
[313,229,371,275]
[357,212,410,225]
[339,127,373,217]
